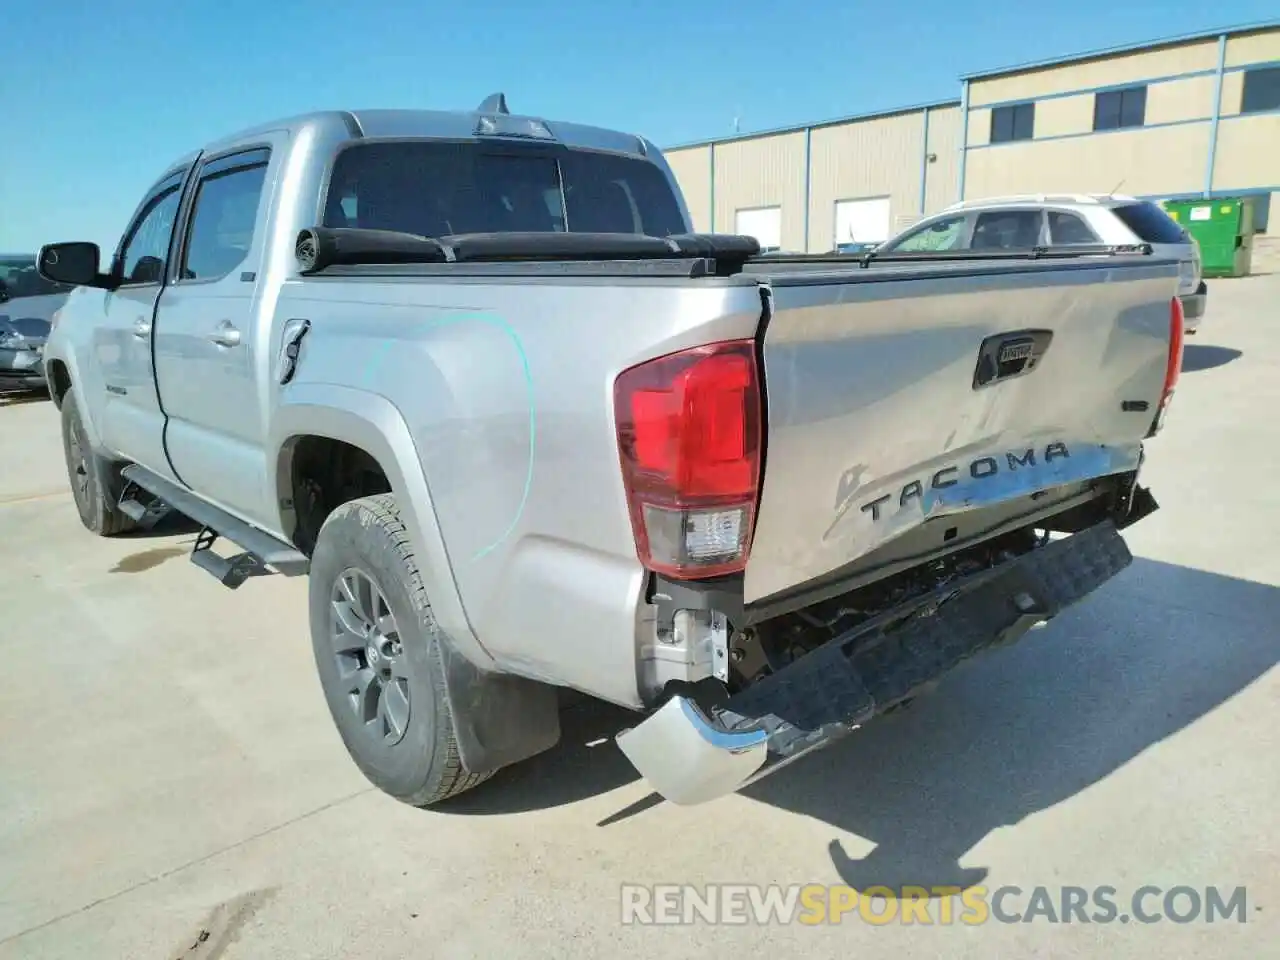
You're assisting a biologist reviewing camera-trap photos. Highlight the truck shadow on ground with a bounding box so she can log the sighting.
[443,557,1280,894]
[1181,344,1242,372]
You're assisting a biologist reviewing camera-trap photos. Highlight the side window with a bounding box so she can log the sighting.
[119,185,183,285]
[1047,212,1099,245]
[891,215,966,252]
[971,211,1043,250]
[180,155,270,282]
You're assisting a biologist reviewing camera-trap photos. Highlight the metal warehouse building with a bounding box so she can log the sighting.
[665,20,1280,266]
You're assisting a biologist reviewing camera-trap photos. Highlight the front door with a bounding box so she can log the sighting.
[152,144,276,527]
[94,169,188,479]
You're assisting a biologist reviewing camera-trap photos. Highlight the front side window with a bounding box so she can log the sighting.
[971,210,1043,249]
[990,103,1035,143]
[181,158,269,281]
[323,141,687,239]
[119,185,183,285]
[888,214,967,252]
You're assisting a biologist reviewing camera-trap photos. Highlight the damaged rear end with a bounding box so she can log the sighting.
[616,252,1185,806]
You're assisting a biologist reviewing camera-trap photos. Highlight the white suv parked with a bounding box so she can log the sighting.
[879,194,1207,332]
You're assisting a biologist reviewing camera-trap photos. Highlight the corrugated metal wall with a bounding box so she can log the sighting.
[664,104,958,253]
[711,132,808,251]
[807,112,921,251]
[663,145,712,232]
[924,106,960,215]
[660,25,1279,249]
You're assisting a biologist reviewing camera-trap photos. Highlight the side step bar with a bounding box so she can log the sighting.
[119,464,310,588]
[617,518,1134,806]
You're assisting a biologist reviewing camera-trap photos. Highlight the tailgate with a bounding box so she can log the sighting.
[744,256,1178,604]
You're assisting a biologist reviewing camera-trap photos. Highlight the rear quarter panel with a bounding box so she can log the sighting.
[271,276,762,706]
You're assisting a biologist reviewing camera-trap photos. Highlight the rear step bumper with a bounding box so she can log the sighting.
[616,518,1133,806]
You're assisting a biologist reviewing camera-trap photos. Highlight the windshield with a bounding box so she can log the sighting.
[323,141,688,239]
[0,256,72,300]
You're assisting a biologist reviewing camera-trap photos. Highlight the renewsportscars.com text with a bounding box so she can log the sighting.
[620,884,1249,926]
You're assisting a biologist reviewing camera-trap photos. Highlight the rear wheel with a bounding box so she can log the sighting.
[307,493,492,806]
[60,392,136,536]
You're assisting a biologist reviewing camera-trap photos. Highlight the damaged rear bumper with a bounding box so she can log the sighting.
[617,518,1135,806]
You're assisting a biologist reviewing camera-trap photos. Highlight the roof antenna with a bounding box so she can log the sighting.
[477,92,509,115]
[1109,177,1126,196]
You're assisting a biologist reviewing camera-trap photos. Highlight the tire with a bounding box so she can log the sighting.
[60,391,136,537]
[307,493,492,806]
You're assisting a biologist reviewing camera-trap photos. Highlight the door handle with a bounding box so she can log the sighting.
[208,320,242,348]
[132,318,151,339]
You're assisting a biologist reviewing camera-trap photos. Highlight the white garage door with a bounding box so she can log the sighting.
[834,197,891,245]
[735,206,782,252]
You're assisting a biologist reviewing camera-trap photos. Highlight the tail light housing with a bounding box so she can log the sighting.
[614,339,762,579]
[1150,296,1185,435]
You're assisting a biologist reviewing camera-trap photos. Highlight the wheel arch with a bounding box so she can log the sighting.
[270,384,495,671]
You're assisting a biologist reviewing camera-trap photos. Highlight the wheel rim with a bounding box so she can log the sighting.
[330,568,411,746]
[66,415,90,506]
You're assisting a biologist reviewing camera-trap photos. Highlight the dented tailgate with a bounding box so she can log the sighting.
[744,257,1179,605]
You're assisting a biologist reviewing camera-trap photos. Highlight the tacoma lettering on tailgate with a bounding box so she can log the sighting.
[848,442,1072,523]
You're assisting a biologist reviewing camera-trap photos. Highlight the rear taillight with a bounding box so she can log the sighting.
[1151,296,1185,435]
[614,339,762,580]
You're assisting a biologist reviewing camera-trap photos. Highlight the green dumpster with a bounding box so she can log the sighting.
[1163,197,1256,278]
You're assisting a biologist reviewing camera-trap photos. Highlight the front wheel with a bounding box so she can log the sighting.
[307,493,492,806]
[59,391,136,536]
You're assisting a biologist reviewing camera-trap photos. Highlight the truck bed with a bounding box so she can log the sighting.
[282,242,1179,705]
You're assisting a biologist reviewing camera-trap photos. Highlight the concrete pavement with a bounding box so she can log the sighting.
[1,275,1278,959]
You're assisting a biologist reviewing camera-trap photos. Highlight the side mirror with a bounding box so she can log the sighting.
[0,278,8,304]
[38,242,116,290]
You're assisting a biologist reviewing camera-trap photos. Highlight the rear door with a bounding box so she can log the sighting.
[152,141,278,527]
[744,256,1179,604]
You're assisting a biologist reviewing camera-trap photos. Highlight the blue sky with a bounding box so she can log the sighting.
[2,0,1275,252]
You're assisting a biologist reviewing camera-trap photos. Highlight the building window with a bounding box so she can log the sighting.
[1094,85,1147,130]
[1241,66,1280,114]
[990,102,1035,143]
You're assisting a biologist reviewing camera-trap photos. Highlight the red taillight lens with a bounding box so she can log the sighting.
[1151,297,1185,435]
[614,339,762,579]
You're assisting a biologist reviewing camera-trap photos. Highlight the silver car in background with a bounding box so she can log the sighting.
[0,253,73,391]
[878,194,1207,332]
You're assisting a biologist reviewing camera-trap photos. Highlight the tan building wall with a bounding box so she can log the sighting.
[711,131,808,251]
[807,110,924,251]
[1225,27,1280,67]
[1212,115,1280,192]
[664,25,1279,258]
[663,145,712,232]
[964,123,1211,199]
[924,105,961,215]
[967,39,1219,107]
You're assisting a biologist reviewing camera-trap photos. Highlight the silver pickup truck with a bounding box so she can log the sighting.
[38,96,1185,808]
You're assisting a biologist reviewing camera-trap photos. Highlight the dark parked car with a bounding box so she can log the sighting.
[1,253,73,392]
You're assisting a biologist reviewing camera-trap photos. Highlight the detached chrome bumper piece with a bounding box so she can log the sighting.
[618,518,1136,806]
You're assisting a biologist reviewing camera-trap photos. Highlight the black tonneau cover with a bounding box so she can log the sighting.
[294,226,1155,280]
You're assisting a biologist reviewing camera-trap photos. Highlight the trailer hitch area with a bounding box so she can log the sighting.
[615,696,769,806]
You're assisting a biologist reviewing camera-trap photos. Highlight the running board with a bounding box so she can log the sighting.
[119,465,310,587]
